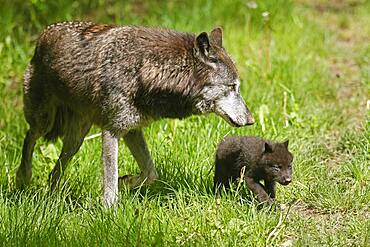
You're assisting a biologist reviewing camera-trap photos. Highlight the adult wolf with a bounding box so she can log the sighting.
[16,22,255,206]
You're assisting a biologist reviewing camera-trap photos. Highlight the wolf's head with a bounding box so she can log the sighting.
[192,27,254,127]
[260,140,293,185]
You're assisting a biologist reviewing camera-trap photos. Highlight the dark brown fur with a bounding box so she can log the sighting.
[82,23,116,37]
[214,136,293,204]
[16,21,254,205]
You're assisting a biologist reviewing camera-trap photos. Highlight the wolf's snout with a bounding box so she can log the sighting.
[245,113,255,125]
[237,106,254,126]
[215,94,255,127]
[234,112,254,127]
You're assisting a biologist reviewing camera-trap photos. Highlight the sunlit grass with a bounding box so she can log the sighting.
[0,0,369,246]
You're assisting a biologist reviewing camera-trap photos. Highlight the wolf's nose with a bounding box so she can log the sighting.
[246,115,255,125]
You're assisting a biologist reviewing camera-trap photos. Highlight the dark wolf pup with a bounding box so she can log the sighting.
[16,21,255,206]
[214,136,293,205]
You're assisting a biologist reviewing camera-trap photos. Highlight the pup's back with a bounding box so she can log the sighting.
[214,136,264,189]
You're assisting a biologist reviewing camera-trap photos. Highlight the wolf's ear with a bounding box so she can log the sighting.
[263,142,273,153]
[194,32,210,57]
[210,27,223,47]
[283,140,289,148]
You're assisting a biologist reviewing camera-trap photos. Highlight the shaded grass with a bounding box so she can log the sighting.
[0,0,369,246]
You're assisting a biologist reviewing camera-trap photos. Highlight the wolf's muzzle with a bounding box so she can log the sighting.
[245,113,255,125]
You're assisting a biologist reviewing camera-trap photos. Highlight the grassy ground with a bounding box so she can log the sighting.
[0,0,369,246]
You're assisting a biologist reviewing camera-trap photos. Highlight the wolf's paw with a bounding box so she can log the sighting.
[118,175,139,189]
[16,168,32,189]
[118,172,158,190]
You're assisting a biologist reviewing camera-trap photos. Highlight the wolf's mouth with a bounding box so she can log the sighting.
[227,116,243,127]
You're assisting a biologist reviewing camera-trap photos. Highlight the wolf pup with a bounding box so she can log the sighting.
[16,22,255,206]
[214,136,293,204]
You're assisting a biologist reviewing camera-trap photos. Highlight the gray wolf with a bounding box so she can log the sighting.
[16,21,255,206]
[214,136,293,204]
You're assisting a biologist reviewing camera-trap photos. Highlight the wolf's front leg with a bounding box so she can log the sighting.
[102,130,119,207]
[120,129,158,188]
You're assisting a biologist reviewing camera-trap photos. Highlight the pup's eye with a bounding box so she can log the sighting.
[273,165,281,170]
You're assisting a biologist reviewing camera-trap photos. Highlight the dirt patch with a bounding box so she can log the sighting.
[288,200,334,220]
[297,1,369,171]
[289,200,370,227]
[296,0,366,13]
[329,57,366,130]
[7,76,20,91]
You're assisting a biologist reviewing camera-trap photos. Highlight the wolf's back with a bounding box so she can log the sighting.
[26,22,122,104]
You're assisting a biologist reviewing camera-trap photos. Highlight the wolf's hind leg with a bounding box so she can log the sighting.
[16,106,54,189]
[17,86,55,188]
[120,129,158,188]
[49,115,91,190]
[16,130,40,188]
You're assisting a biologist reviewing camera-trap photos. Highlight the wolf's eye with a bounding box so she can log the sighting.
[209,56,218,63]
[228,84,236,91]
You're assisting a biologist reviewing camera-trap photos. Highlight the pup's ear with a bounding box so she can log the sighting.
[194,32,210,57]
[283,140,289,148]
[263,142,273,153]
[210,27,223,47]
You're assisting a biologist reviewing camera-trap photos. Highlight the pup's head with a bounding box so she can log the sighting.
[193,27,254,127]
[260,140,293,185]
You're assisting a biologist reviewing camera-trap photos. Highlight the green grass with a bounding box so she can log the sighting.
[0,0,369,246]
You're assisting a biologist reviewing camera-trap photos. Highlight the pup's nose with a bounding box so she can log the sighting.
[284,178,292,185]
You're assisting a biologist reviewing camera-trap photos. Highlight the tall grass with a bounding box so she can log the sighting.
[0,0,369,246]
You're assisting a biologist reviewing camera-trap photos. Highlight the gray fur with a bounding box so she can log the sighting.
[120,129,158,187]
[102,130,118,206]
[16,22,254,205]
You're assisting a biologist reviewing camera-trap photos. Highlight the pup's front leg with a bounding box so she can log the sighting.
[102,130,119,207]
[245,177,273,205]
[264,180,276,200]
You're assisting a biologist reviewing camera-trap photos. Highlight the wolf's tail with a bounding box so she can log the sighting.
[44,106,69,141]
